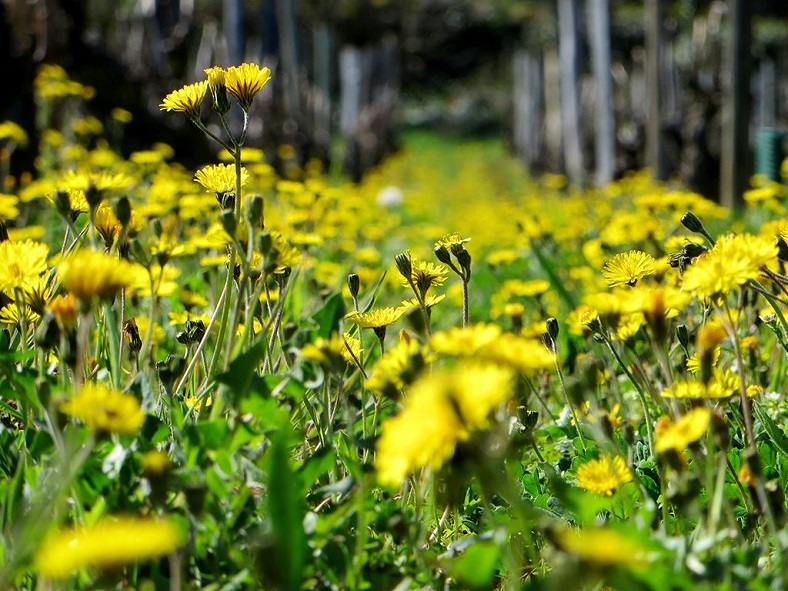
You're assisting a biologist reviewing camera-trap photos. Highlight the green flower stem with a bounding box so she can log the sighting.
[13,288,27,355]
[174,279,228,399]
[550,344,586,451]
[207,244,238,377]
[601,335,655,460]
[461,276,470,327]
[716,303,780,537]
[102,301,121,390]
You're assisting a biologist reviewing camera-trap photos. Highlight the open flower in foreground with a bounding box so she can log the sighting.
[194,163,250,194]
[575,455,633,496]
[225,63,272,108]
[376,364,513,486]
[681,233,778,299]
[602,250,655,287]
[58,249,134,301]
[35,515,184,579]
[59,382,144,434]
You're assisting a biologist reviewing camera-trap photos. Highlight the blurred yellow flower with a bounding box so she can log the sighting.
[59,382,144,434]
[682,233,778,299]
[376,364,513,486]
[554,527,649,569]
[35,515,183,579]
[655,407,710,453]
[58,249,133,301]
[0,239,48,293]
[575,455,633,495]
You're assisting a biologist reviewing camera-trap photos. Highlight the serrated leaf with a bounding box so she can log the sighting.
[755,402,788,459]
[215,338,267,407]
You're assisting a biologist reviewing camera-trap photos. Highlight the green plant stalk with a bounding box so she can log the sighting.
[102,301,121,390]
[602,336,654,459]
[13,288,27,356]
[551,349,586,451]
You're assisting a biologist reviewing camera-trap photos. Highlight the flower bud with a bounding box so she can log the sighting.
[676,324,690,350]
[680,211,704,234]
[245,194,264,228]
[395,253,412,281]
[546,317,560,342]
[219,209,236,237]
[114,196,132,227]
[434,245,451,265]
[205,66,231,115]
[347,273,360,299]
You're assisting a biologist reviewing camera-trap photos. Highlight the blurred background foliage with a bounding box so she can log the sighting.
[2,0,788,194]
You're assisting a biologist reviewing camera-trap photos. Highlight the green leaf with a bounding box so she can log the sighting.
[442,539,501,590]
[311,292,345,339]
[754,402,788,459]
[215,338,267,407]
[266,429,306,591]
[194,421,229,450]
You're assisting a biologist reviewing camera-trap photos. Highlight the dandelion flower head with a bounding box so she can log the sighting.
[575,455,633,496]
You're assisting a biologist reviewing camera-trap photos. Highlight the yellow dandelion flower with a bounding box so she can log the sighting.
[141,450,173,476]
[58,249,134,301]
[660,369,737,399]
[686,348,721,373]
[0,120,29,147]
[655,407,710,453]
[47,294,78,331]
[375,364,513,486]
[0,303,39,326]
[35,515,184,579]
[400,293,446,309]
[59,382,144,434]
[430,323,502,357]
[554,527,649,569]
[0,239,49,293]
[575,455,633,495]
[602,250,656,287]
[367,337,425,397]
[225,63,273,108]
[477,332,555,375]
[160,80,209,118]
[682,233,778,299]
[194,163,250,194]
[345,306,404,329]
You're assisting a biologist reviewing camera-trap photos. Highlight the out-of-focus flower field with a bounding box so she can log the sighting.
[3,64,788,590]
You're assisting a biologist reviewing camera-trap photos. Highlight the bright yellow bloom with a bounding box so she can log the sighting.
[405,259,449,295]
[160,80,209,118]
[141,450,173,476]
[660,369,738,399]
[300,332,363,369]
[476,332,555,374]
[376,364,514,486]
[655,407,710,453]
[575,455,633,495]
[686,348,721,373]
[602,250,656,287]
[0,239,49,293]
[59,382,145,434]
[58,249,134,301]
[682,233,778,299]
[345,306,404,329]
[554,527,649,569]
[35,516,184,579]
[366,337,426,396]
[60,169,132,194]
[225,63,272,108]
[194,163,250,194]
[430,323,502,357]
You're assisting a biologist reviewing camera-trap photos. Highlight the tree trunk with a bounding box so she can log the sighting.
[588,0,614,185]
[645,0,666,179]
[223,0,244,65]
[558,0,584,185]
[512,48,546,173]
[720,0,752,209]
